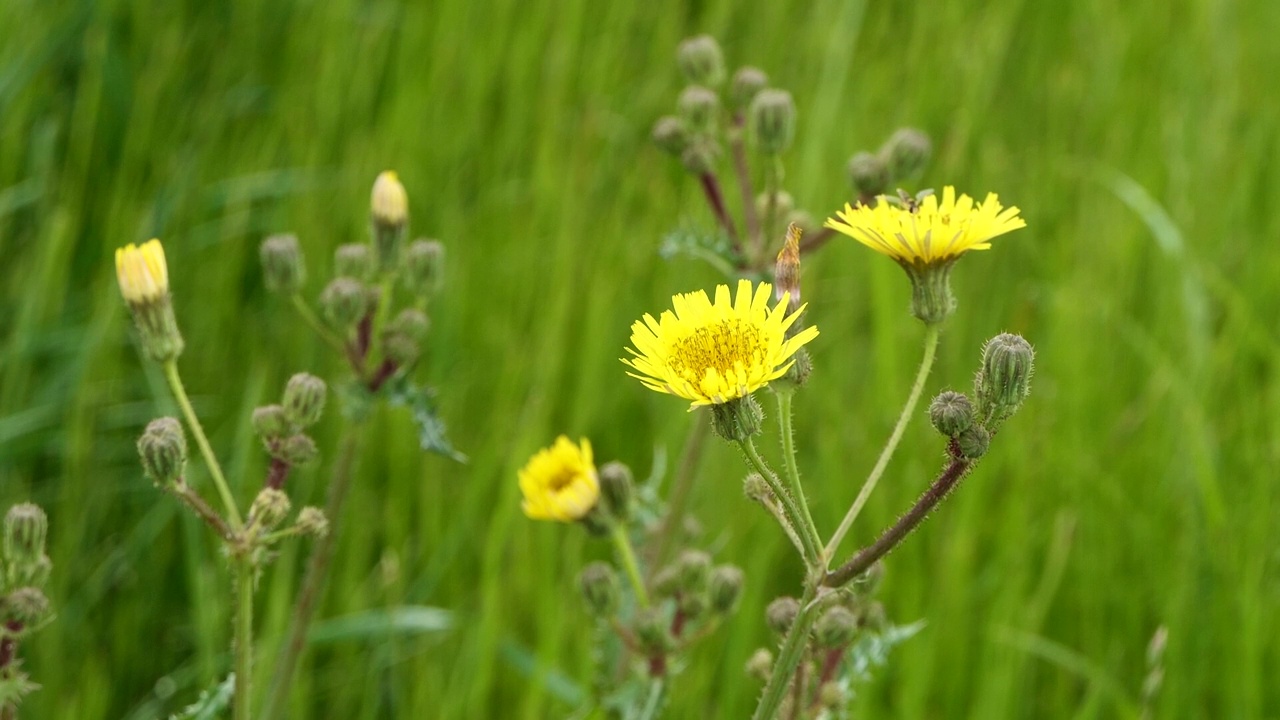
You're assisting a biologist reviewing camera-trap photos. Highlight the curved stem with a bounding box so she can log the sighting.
[611,524,650,608]
[736,437,820,567]
[162,360,244,528]
[824,326,939,558]
[775,391,822,563]
[233,557,254,720]
[752,587,819,720]
[290,294,346,354]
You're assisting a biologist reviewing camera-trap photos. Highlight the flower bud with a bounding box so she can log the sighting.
[881,127,932,183]
[976,333,1035,422]
[756,190,795,219]
[676,549,712,595]
[252,405,292,440]
[137,417,187,485]
[320,277,369,330]
[774,223,803,316]
[731,66,768,110]
[404,239,445,297]
[116,240,184,362]
[296,506,329,537]
[651,116,689,156]
[750,89,795,155]
[282,373,327,428]
[3,504,48,569]
[710,396,762,441]
[633,607,675,656]
[578,562,621,618]
[598,461,634,522]
[274,434,319,467]
[863,600,888,632]
[676,35,725,87]
[334,243,373,281]
[782,347,813,388]
[847,152,889,198]
[0,587,50,626]
[814,606,859,649]
[956,424,990,460]
[652,565,682,599]
[709,565,744,614]
[745,648,773,682]
[680,138,721,175]
[765,596,800,635]
[743,473,773,504]
[391,308,431,344]
[370,171,408,272]
[903,259,956,326]
[260,234,306,294]
[249,488,292,531]
[818,682,847,710]
[678,85,720,133]
[929,391,974,437]
[382,331,420,367]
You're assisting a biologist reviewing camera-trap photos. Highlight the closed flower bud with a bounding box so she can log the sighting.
[678,85,720,133]
[274,434,319,467]
[774,223,803,315]
[252,404,292,440]
[634,607,675,656]
[814,606,859,649]
[677,549,712,594]
[765,596,800,635]
[881,127,932,183]
[680,138,721,174]
[651,116,689,156]
[296,506,329,537]
[782,347,813,387]
[115,239,184,362]
[578,562,621,618]
[929,391,974,437]
[709,565,744,614]
[391,308,431,343]
[818,682,847,709]
[976,333,1035,422]
[334,243,373,281]
[370,171,409,271]
[404,239,445,297]
[1,587,50,626]
[710,396,762,441]
[260,233,306,293]
[956,424,990,460]
[745,648,773,681]
[3,504,48,569]
[382,330,420,367]
[598,461,634,522]
[677,35,725,87]
[249,488,292,531]
[847,151,889,198]
[757,190,795,220]
[137,417,187,485]
[750,89,795,155]
[282,373,327,428]
[652,565,682,599]
[743,473,773,504]
[731,66,768,110]
[320,277,369,330]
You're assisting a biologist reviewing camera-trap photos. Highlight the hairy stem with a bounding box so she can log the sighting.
[736,437,820,568]
[289,293,346,354]
[752,587,819,720]
[729,115,761,261]
[166,482,233,540]
[698,172,740,249]
[162,360,243,528]
[233,557,254,720]
[776,390,822,563]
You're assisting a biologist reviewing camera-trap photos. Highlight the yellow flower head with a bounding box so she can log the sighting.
[824,186,1025,266]
[519,436,600,522]
[115,239,170,305]
[371,170,408,226]
[623,279,819,409]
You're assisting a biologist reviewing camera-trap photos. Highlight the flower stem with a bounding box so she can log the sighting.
[824,325,939,558]
[233,556,254,720]
[736,437,820,568]
[752,586,819,720]
[289,293,346,355]
[775,390,822,563]
[164,482,233,540]
[728,114,761,260]
[698,171,740,249]
[162,360,244,528]
[637,677,666,720]
[611,524,650,608]
[648,413,710,576]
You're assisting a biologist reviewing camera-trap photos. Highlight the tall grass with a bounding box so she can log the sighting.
[1,0,1278,716]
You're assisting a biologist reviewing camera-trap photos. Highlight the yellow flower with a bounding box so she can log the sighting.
[519,436,600,522]
[824,186,1025,266]
[623,279,819,409]
[370,170,408,226]
[115,239,170,305]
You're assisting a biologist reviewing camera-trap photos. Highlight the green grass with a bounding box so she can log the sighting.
[2,0,1279,717]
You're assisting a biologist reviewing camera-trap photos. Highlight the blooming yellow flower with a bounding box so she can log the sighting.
[623,279,819,409]
[370,170,408,226]
[115,239,170,305]
[519,436,600,522]
[824,186,1025,266]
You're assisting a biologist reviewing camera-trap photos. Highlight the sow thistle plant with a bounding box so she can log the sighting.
[0,502,54,718]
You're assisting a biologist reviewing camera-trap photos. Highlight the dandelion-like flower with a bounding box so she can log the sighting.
[115,239,184,362]
[623,279,819,409]
[371,171,408,227]
[519,436,600,522]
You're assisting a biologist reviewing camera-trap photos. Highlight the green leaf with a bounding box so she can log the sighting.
[168,674,233,720]
[307,605,453,644]
[658,224,740,276]
[385,378,467,462]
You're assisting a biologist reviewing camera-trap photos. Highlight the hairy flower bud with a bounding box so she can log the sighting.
[1,587,50,626]
[956,424,990,460]
[814,606,859,649]
[847,151,889,198]
[260,234,305,294]
[709,565,745,614]
[676,549,712,595]
[3,504,48,570]
[731,66,768,110]
[579,562,621,618]
[249,488,292,531]
[929,391,975,437]
[282,373,327,428]
[745,648,773,681]
[678,85,720,133]
[137,417,187,485]
[334,243,373,281]
[881,127,932,183]
[391,308,431,343]
[634,607,675,656]
[750,89,795,155]
[710,396,763,441]
[598,461,634,522]
[652,565,681,599]
[677,35,725,87]
[116,239,184,362]
[403,239,445,297]
[370,171,408,272]
[296,506,329,537]
[651,116,689,156]
[252,405,292,440]
[320,277,369,330]
[765,596,800,635]
[274,434,319,467]
[680,138,721,174]
[382,331,420,367]
[976,333,1035,422]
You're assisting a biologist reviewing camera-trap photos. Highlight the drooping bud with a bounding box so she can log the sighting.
[731,66,768,111]
[881,127,932,183]
[296,507,329,537]
[598,461,634,522]
[0,587,50,626]
[929,391,974,437]
[765,596,800,635]
[282,373,327,428]
[956,424,990,460]
[750,89,795,155]
[137,417,187,485]
[710,396,763,441]
[578,562,621,618]
[274,434,319,467]
[334,243,373,281]
[976,333,1035,422]
[370,171,408,272]
[320,277,369,331]
[249,488,292,531]
[260,234,306,294]
[252,405,292,440]
[775,223,803,316]
[115,239,184,362]
[633,607,675,656]
[847,152,890,199]
[651,116,689,156]
[403,239,445,297]
[709,565,745,614]
[678,85,720,133]
[814,606,859,649]
[3,504,48,569]
[676,35,725,87]
[680,138,721,174]
[745,648,773,681]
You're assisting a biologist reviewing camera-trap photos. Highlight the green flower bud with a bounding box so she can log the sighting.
[633,607,675,656]
[710,396,762,441]
[296,507,329,538]
[814,606,859,649]
[249,488,292,531]
[598,461,634,522]
[404,239,445,297]
[680,138,721,174]
[260,234,305,293]
[382,330,420,367]
[578,562,621,618]
[679,589,709,619]
[651,116,689,156]
[676,549,712,595]
[252,405,292,440]
[847,151,889,198]
[765,596,800,635]
[731,66,768,110]
[1,587,50,626]
[391,308,431,344]
[750,89,795,155]
[903,261,957,326]
[818,682,847,710]
[334,243,373,281]
[881,127,932,183]
[282,373,327,428]
[320,277,369,330]
[745,648,773,682]
[3,504,48,569]
[676,35,725,87]
[274,434,319,467]
[709,565,744,614]
[956,424,990,460]
[678,85,720,133]
[652,565,682,599]
[929,391,974,437]
[137,417,187,485]
[976,333,1035,422]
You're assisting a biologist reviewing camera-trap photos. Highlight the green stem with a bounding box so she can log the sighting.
[637,677,666,720]
[752,586,819,720]
[611,524,650,608]
[162,360,244,528]
[824,325,939,558]
[649,413,710,575]
[290,293,346,354]
[736,437,820,568]
[775,390,822,562]
[233,556,254,720]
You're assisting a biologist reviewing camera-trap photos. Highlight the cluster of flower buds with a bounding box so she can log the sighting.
[845,127,933,202]
[254,372,326,477]
[0,502,54,710]
[930,333,1036,459]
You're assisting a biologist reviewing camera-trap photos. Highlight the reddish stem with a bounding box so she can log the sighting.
[265,457,291,490]
[698,172,739,247]
[366,359,399,393]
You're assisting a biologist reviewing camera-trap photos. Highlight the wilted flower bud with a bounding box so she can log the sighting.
[598,461,634,522]
[633,607,675,656]
[370,171,408,271]
[320,277,369,330]
[578,562,621,618]
[710,396,762,441]
[274,434,319,467]
[282,373,327,428]
[765,596,800,634]
[976,333,1035,422]
[651,116,689,156]
[0,587,50,626]
[731,66,768,110]
[745,648,773,681]
[3,504,48,569]
[775,223,803,316]
[678,85,720,133]
[403,239,445,297]
[709,565,744,614]
[881,127,932,183]
[334,243,373,281]
[847,152,889,198]
[252,404,292,440]
[260,234,306,293]
[929,391,974,437]
[956,424,990,460]
[249,488,292,531]
[296,507,329,537]
[391,308,431,343]
[680,138,721,174]
[677,35,725,87]
[814,606,859,648]
[115,239,184,362]
[137,417,187,485]
[750,89,795,154]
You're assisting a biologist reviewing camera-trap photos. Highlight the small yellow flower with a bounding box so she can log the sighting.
[115,239,170,305]
[623,279,819,409]
[370,170,408,226]
[519,436,600,522]
[824,186,1025,266]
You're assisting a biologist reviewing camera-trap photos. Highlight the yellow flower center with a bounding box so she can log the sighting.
[668,320,766,382]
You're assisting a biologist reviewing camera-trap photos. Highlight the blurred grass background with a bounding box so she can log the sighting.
[2,0,1279,717]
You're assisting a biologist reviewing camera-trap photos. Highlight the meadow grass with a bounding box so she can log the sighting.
[1,0,1278,717]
